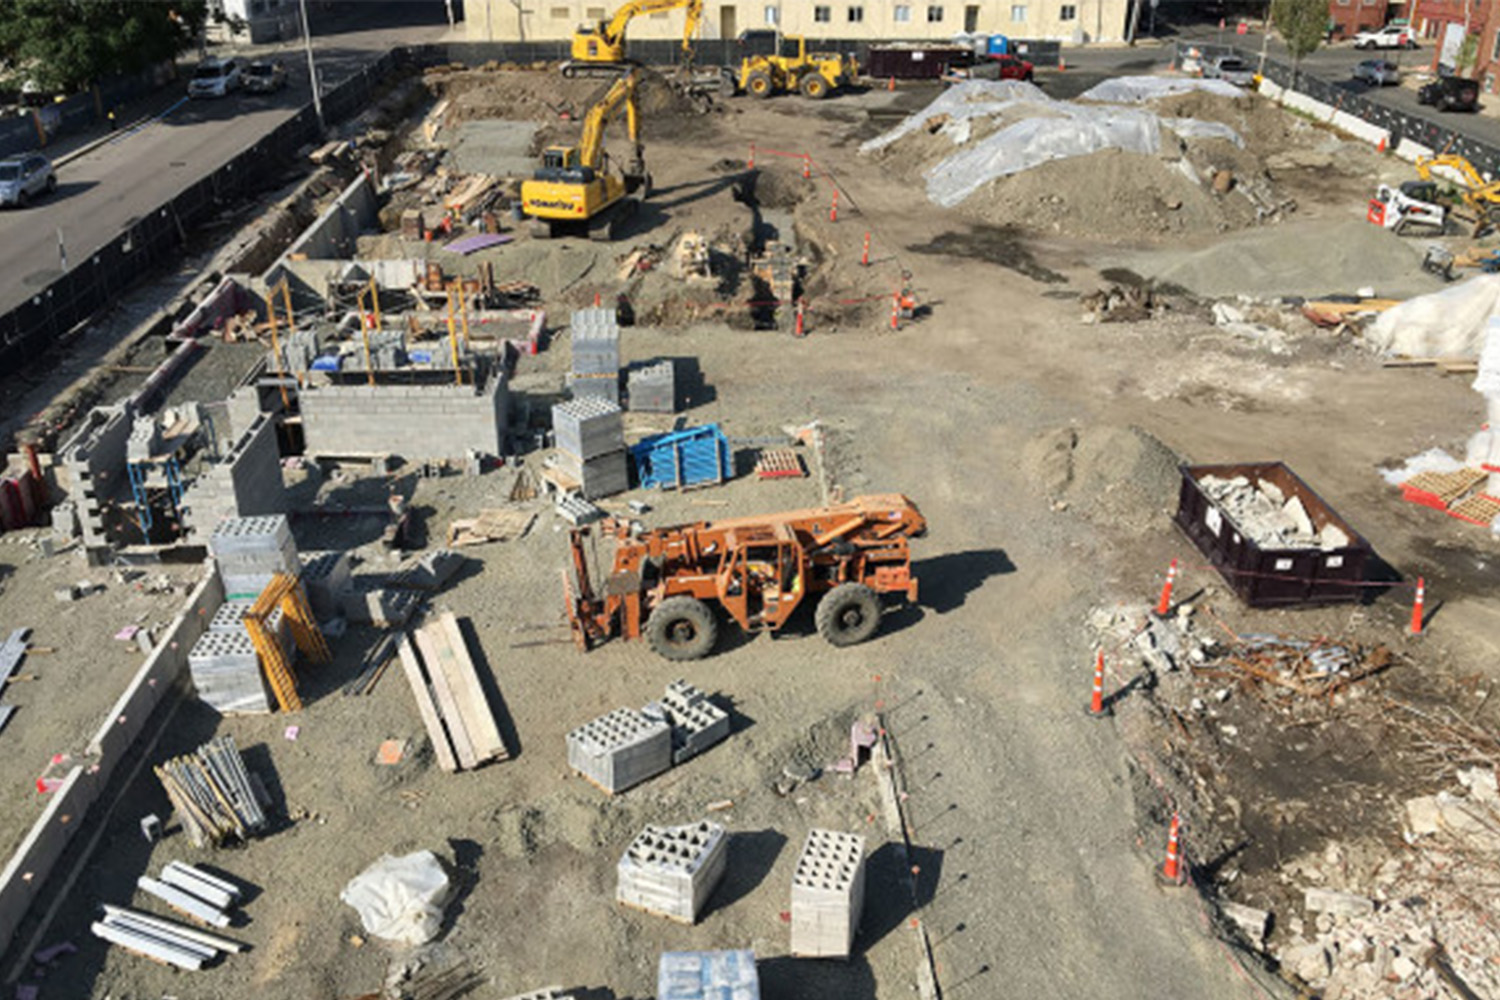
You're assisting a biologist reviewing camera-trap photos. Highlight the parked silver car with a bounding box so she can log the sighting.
[0,153,57,209]
[188,57,242,99]
[1352,59,1401,86]
[1203,55,1256,87]
[242,59,287,94]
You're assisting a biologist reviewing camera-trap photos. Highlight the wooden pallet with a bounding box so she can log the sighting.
[1449,492,1500,527]
[755,448,805,480]
[1401,468,1488,509]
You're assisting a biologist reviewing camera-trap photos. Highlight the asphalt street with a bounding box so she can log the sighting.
[0,11,450,326]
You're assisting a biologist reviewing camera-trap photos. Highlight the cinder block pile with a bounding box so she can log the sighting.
[566,707,671,794]
[126,416,162,463]
[188,629,271,715]
[789,829,866,959]
[617,820,727,924]
[658,950,759,1000]
[567,307,620,404]
[272,329,321,373]
[299,550,352,619]
[209,515,299,599]
[653,679,730,765]
[627,360,676,413]
[552,396,629,500]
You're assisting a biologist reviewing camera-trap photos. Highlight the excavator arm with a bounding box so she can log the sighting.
[578,69,643,172]
[576,0,704,63]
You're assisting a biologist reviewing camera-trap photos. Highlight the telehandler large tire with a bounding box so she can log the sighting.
[647,596,719,660]
[815,582,880,647]
[747,70,775,98]
[800,74,829,99]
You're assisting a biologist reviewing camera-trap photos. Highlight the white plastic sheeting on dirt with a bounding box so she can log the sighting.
[341,851,451,945]
[1365,276,1500,358]
[861,80,1245,209]
[1379,448,1464,486]
[1079,76,1246,103]
[1475,319,1500,395]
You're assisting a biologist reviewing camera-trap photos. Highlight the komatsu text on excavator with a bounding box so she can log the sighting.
[564,494,927,660]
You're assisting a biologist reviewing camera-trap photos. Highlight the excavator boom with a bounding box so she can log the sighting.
[568,0,704,70]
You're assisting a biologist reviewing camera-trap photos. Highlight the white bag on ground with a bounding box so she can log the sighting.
[340,851,450,945]
[1365,276,1500,358]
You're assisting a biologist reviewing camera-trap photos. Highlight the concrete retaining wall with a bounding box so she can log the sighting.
[0,564,224,959]
[1256,78,1391,150]
[181,413,286,541]
[57,405,134,551]
[299,369,509,459]
[267,172,379,277]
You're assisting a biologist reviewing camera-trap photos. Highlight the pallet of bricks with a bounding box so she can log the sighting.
[790,829,866,959]
[398,611,509,772]
[552,395,629,500]
[568,307,619,403]
[616,820,727,924]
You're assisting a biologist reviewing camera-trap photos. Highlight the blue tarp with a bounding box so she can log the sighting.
[631,424,731,490]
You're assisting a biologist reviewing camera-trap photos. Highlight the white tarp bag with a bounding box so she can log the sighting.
[340,851,450,946]
[1078,76,1245,103]
[1366,276,1500,358]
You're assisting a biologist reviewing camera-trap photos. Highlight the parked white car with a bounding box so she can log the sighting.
[0,153,57,209]
[1203,55,1256,87]
[1354,25,1417,50]
[188,58,243,98]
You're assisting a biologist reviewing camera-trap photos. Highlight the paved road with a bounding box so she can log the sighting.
[0,8,450,323]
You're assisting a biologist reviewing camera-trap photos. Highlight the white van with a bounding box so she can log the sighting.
[189,58,243,99]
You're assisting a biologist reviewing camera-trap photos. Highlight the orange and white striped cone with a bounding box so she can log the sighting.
[794,298,806,337]
[803,155,811,180]
[748,143,756,169]
[1087,650,1109,718]
[890,293,900,331]
[1155,557,1179,617]
[1159,813,1183,885]
[1409,577,1426,635]
[829,190,839,223]
[861,232,871,267]
[888,76,895,91]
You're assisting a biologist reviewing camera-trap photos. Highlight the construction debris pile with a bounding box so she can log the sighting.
[1196,473,1351,550]
[153,736,267,848]
[860,78,1290,241]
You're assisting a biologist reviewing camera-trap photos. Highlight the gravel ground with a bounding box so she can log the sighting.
[1,73,1494,1000]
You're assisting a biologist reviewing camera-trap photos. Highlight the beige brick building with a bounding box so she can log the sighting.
[464,0,1132,44]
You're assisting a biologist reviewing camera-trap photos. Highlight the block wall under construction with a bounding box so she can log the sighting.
[298,369,509,460]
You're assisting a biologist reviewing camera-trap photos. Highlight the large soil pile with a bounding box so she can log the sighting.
[427,67,712,138]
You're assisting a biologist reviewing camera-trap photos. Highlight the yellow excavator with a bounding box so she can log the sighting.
[520,69,651,240]
[563,0,703,77]
[1415,153,1500,230]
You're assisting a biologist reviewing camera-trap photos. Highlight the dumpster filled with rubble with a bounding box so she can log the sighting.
[1173,462,1372,608]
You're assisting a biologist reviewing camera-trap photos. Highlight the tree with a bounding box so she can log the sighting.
[1270,0,1326,80]
[0,0,207,94]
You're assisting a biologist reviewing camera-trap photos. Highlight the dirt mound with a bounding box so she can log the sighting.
[969,147,1260,243]
[1021,424,1182,530]
[432,67,712,136]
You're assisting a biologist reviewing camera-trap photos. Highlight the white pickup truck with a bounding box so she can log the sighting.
[1353,25,1417,50]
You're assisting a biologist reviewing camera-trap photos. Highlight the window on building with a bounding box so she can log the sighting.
[764,4,778,22]
[1335,0,1349,5]
[1493,28,1500,60]
[926,4,943,22]
[586,6,606,18]
[848,5,864,20]
[892,3,910,20]
[1010,4,1026,21]
[814,4,831,20]
[551,5,570,18]
[1059,3,1076,20]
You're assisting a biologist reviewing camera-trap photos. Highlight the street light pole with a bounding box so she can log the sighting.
[298,0,325,135]
[1258,0,1273,76]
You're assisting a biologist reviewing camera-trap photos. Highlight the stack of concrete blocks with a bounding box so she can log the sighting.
[208,600,291,653]
[297,366,508,461]
[344,331,407,372]
[568,307,620,404]
[627,360,676,414]
[657,680,730,765]
[181,414,286,541]
[272,329,321,374]
[299,550,352,620]
[209,515,300,600]
[552,397,628,500]
[125,416,162,463]
[566,707,672,794]
[617,820,727,924]
[658,950,759,1000]
[789,829,866,959]
[58,404,134,561]
[188,629,271,714]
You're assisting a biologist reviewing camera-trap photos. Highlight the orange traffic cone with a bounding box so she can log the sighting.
[1058,56,1066,72]
[1409,577,1426,635]
[1160,813,1183,885]
[887,76,895,91]
[1155,558,1179,616]
[1087,650,1109,717]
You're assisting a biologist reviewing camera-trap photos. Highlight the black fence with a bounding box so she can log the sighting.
[0,52,396,373]
[1176,40,1500,177]
[0,64,173,160]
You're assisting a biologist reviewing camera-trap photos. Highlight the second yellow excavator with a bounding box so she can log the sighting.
[520,69,651,240]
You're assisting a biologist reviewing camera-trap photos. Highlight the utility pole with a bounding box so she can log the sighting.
[1125,0,1142,45]
[298,0,325,135]
[1258,0,1272,75]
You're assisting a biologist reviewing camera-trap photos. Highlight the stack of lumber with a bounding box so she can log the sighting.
[399,612,509,772]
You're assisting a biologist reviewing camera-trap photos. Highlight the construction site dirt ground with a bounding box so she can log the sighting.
[1,70,1496,1000]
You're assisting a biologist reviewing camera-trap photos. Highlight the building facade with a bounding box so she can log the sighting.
[206,0,303,44]
[1413,0,1500,88]
[1328,0,1395,39]
[465,0,1131,43]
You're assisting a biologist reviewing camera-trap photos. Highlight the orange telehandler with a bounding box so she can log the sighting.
[564,494,927,660]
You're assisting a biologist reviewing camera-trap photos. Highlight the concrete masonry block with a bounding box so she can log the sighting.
[567,708,671,794]
[789,829,866,958]
[617,820,727,923]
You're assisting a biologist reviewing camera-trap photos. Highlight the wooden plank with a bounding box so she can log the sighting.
[413,628,479,771]
[396,636,458,773]
[433,613,507,762]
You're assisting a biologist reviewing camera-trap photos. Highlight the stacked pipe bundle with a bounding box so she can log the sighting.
[789,829,866,958]
[92,862,248,971]
[551,396,628,500]
[616,820,727,923]
[153,735,267,848]
[209,514,300,599]
[566,707,671,793]
[567,307,620,403]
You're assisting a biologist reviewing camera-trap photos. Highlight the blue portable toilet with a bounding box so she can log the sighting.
[986,34,1010,55]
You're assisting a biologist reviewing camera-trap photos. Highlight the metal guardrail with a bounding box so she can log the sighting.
[1175,40,1500,176]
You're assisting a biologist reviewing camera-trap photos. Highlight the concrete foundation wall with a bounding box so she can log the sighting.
[0,565,223,959]
[299,370,509,459]
[181,414,286,541]
[266,172,378,281]
[57,405,134,549]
